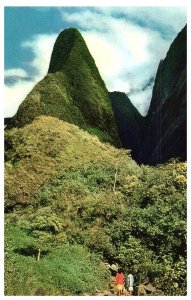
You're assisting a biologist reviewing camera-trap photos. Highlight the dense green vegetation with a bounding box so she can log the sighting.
[8,28,120,146]
[5,226,109,295]
[5,116,187,295]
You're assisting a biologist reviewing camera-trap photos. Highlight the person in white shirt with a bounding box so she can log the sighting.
[127,273,134,295]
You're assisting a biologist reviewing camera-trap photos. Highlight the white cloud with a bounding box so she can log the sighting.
[60,7,186,115]
[108,76,131,94]
[4,7,186,117]
[22,33,57,77]
[83,32,123,78]
[4,80,38,117]
[4,34,57,117]
[5,68,28,78]
[96,7,187,33]
[129,87,153,116]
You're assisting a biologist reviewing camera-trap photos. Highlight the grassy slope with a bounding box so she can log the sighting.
[5,226,110,296]
[5,116,186,295]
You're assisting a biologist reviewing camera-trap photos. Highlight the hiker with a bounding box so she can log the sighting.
[116,268,124,296]
[127,273,134,295]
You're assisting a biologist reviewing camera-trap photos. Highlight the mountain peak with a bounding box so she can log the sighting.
[48,28,87,74]
[7,27,120,146]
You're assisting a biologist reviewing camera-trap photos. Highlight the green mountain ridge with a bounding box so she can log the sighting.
[4,27,187,296]
[5,26,186,165]
[7,28,120,146]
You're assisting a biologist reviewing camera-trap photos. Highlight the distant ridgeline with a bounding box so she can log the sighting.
[6,25,187,165]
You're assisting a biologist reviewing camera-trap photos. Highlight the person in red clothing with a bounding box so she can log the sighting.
[116,268,125,295]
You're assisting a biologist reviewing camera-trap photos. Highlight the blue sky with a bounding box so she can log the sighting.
[5,8,64,71]
[4,6,187,117]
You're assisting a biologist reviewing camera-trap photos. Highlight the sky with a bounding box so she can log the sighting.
[4,6,187,117]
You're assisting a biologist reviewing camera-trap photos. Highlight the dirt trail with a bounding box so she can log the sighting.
[87,276,159,296]
[90,276,133,296]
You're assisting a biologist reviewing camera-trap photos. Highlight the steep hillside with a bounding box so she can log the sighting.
[4,25,187,296]
[5,115,135,209]
[5,116,186,295]
[141,25,187,164]
[7,28,120,146]
[5,26,186,164]
[110,92,145,161]
[108,26,186,165]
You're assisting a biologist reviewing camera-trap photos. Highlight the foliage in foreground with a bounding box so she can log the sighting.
[5,116,187,295]
[5,226,110,296]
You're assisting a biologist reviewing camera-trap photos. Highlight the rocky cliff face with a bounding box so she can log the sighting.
[141,25,187,164]
[7,28,120,146]
[111,25,186,165]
